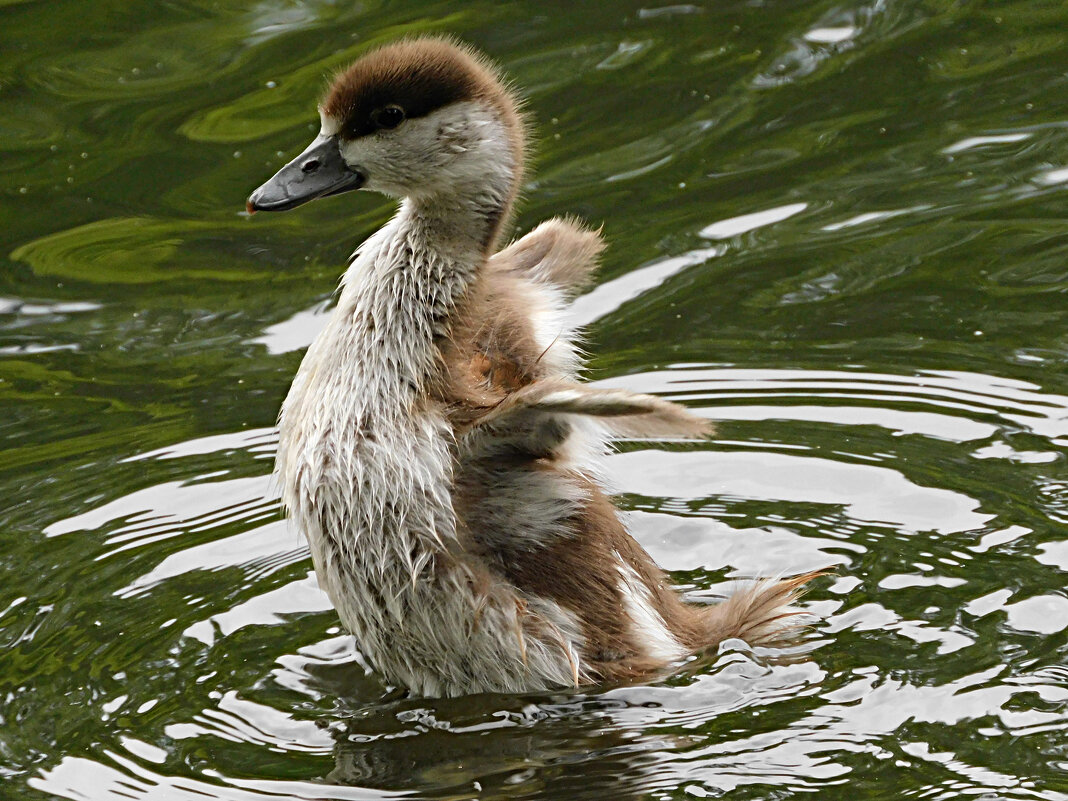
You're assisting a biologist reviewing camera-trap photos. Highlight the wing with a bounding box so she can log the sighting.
[442,216,711,450]
[461,378,712,440]
[442,218,603,407]
[489,216,604,298]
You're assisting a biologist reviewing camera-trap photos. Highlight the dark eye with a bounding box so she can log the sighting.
[372,104,406,130]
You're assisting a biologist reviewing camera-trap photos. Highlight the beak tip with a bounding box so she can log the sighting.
[245,198,257,215]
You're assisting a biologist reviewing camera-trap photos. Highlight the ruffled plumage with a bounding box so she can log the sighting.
[252,37,821,697]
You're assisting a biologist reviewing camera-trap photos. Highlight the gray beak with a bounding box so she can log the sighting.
[246,134,364,213]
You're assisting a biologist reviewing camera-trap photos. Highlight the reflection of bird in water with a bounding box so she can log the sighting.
[247,37,819,697]
[326,693,657,798]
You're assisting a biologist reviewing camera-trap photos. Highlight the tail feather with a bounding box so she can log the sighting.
[700,570,827,648]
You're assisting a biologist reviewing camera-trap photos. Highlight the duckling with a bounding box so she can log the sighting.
[248,37,817,697]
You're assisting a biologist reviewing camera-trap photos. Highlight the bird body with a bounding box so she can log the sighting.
[249,38,815,697]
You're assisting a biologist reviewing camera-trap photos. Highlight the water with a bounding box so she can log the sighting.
[3,0,1068,798]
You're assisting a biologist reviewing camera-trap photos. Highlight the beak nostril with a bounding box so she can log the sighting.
[301,159,321,174]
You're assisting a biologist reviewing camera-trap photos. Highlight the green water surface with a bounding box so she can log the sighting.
[2,1,1068,799]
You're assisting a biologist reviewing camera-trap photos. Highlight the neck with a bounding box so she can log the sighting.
[406,180,513,256]
[329,185,512,398]
[339,137,519,330]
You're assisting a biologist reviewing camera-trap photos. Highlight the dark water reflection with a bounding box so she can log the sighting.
[3,0,1068,799]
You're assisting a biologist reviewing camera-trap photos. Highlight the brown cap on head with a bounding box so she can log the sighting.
[322,37,521,142]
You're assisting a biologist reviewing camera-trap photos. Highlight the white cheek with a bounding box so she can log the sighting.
[336,119,446,195]
[338,137,392,181]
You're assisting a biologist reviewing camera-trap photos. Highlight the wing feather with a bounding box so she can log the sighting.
[461,379,712,440]
[490,217,603,297]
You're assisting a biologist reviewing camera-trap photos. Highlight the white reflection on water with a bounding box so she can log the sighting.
[1035,540,1068,570]
[569,245,723,325]
[1035,165,1068,185]
[165,689,334,752]
[804,26,857,44]
[45,474,273,540]
[820,205,930,232]
[597,366,1068,441]
[942,132,1032,154]
[252,300,333,356]
[614,449,991,535]
[182,572,329,645]
[628,510,854,576]
[123,427,277,462]
[115,518,299,598]
[702,404,994,441]
[32,752,397,800]
[698,202,808,240]
[1004,594,1068,635]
